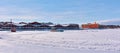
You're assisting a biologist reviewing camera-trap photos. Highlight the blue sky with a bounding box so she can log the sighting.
[0,0,120,24]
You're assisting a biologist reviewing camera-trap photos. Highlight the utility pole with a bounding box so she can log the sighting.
[10,19,12,24]
[10,19,16,32]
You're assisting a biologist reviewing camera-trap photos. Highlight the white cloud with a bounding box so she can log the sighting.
[0,5,82,23]
[97,19,120,25]
[0,6,81,18]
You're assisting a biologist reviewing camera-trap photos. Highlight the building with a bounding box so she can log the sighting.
[0,21,81,31]
[22,24,34,29]
[53,24,64,29]
[99,25,120,29]
[29,22,41,26]
[39,24,51,29]
[19,22,27,24]
[2,24,17,29]
[82,22,99,29]
[66,24,80,29]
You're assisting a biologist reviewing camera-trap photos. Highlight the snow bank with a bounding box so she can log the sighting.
[0,29,120,53]
[0,40,10,47]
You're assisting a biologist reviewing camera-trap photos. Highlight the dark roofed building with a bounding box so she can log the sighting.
[99,25,120,29]
[19,22,27,24]
[66,24,79,29]
[29,22,42,27]
[53,24,64,29]
[2,24,17,29]
[0,24,3,28]
[38,24,51,29]
[22,24,34,29]
[39,24,50,27]
[3,24,17,27]
[0,21,82,30]
[29,22,41,25]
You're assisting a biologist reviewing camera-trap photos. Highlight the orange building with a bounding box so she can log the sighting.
[82,22,99,29]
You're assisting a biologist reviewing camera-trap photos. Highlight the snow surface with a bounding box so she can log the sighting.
[0,29,120,53]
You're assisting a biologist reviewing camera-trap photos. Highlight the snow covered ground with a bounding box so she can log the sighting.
[0,29,120,53]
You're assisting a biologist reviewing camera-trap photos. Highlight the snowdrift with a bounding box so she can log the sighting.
[0,29,120,53]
